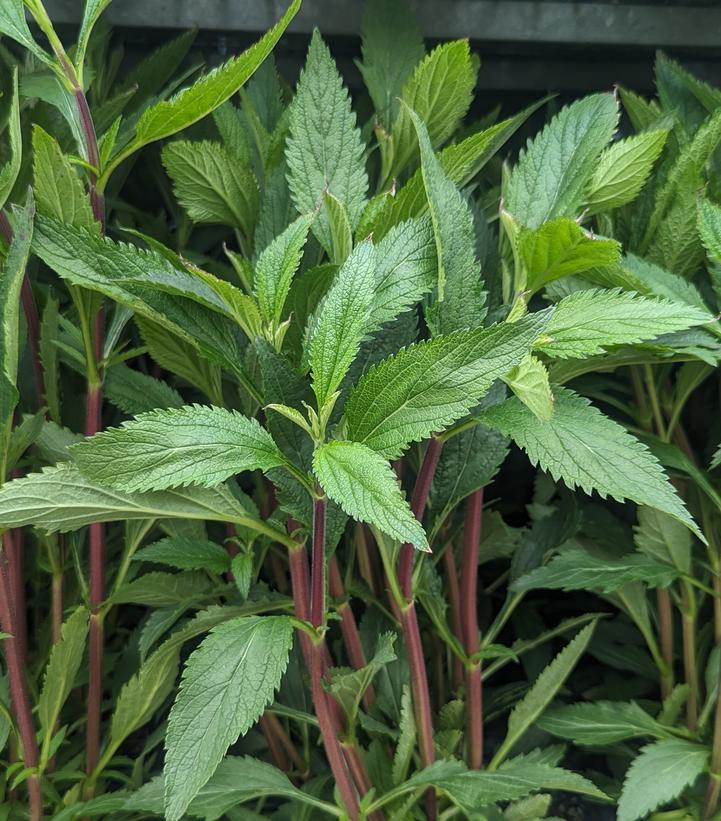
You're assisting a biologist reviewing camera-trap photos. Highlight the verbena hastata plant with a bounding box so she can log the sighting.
[0,0,717,819]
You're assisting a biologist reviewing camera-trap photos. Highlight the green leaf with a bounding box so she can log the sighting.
[384,40,476,183]
[37,607,89,758]
[480,387,702,539]
[0,68,21,210]
[0,1,49,64]
[32,217,247,380]
[406,757,606,812]
[162,140,258,237]
[537,700,674,746]
[585,130,667,214]
[698,197,721,266]
[635,506,692,574]
[231,553,253,599]
[313,440,428,550]
[0,463,287,539]
[490,622,596,767]
[123,1,299,156]
[536,287,712,360]
[76,0,112,69]
[392,685,416,786]
[512,548,681,594]
[71,405,286,493]
[134,537,231,575]
[369,215,436,330]
[367,100,548,240]
[307,241,376,408]
[255,212,313,323]
[164,616,293,821]
[104,364,184,415]
[506,94,619,228]
[358,0,424,127]
[345,310,550,459]
[407,107,486,331]
[617,739,709,821]
[327,632,396,723]
[503,354,554,421]
[430,423,508,535]
[517,217,621,293]
[115,571,214,607]
[323,191,353,265]
[0,197,34,466]
[286,30,368,253]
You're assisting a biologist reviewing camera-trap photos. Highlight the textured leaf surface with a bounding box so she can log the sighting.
[345,310,549,459]
[408,108,486,332]
[0,463,268,535]
[0,69,21,210]
[104,365,184,415]
[538,287,711,359]
[506,94,618,228]
[162,140,257,235]
[504,354,554,421]
[286,30,368,252]
[538,700,673,746]
[255,213,313,322]
[134,537,231,574]
[585,130,667,214]
[512,549,680,594]
[72,405,286,492]
[617,740,709,821]
[308,241,376,407]
[634,506,692,573]
[313,440,428,549]
[164,616,293,820]
[518,217,620,293]
[480,387,701,538]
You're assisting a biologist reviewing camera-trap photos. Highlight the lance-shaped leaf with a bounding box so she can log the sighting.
[76,0,112,70]
[698,197,721,265]
[104,364,184,415]
[408,107,486,332]
[617,740,709,821]
[162,140,258,237]
[344,310,550,459]
[32,216,247,379]
[255,212,314,323]
[537,700,674,746]
[286,30,368,253]
[0,197,34,465]
[133,537,232,575]
[0,463,294,542]
[71,405,286,493]
[164,616,294,821]
[512,548,681,594]
[479,387,702,539]
[307,241,376,408]
[117,0,299,159]
[506,93,619,228]
[0,68,21,210]
[0,1,51,65]
[536,287,713,360]
[313,440,428,550]
[38,607,89,764]
[634,506,692,574]
[585,130,667,215]
[385,40,476,182]
[503,354,554,421]
[491,622,596,767]
[517,217,621,293]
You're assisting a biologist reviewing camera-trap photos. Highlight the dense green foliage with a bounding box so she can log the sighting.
[1,1,721,819]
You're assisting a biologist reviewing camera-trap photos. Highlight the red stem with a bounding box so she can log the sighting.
[461,490,484,769]
[328,556,373,707]
[310,497,326,629]
[0,542,42,821]
[396,439,443,821]
[443,542,464,691]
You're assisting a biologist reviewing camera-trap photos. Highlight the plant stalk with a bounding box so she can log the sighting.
[681,583,698,732]
[0,541,42,821]
[442,542,464,690]
[704,580,721,818]
[397,438,443,821]
[461,489,484,769]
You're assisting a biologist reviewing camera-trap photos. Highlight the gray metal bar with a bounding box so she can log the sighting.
[42,0,721,48]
